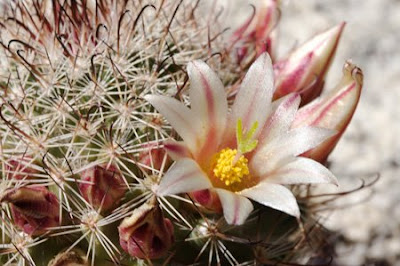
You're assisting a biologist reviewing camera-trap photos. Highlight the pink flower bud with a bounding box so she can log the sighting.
[273,23,345,104]
[293,61,363,163]
[79,164,127,212]
[231,0,280,64]
[138,143,169,172]
[190,189,222,213]
[118,198,174,259]
[5,157,37,180]
[0,186,60,235]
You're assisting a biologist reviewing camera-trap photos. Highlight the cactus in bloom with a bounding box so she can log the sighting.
[0,0,363,265]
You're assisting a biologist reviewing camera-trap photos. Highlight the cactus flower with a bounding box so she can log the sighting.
[293,61,363,163]
[273,23,345,104]
[0,186,60,235]
[118,198,174,259]
[78,164,127,212]
[145,53,338,225]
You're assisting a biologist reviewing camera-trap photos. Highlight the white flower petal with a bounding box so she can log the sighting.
[164,140,191,161]
[188,60,228,152]
[216,189,253,225]
[156,159,211,196]
[145,95,199,153]
[257,93,301,151]
[266,157,338,185]
[251,126,335,176]
[239,183,300,218]
[225,53,275,143]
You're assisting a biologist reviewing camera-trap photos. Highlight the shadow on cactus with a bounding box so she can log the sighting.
[0,0,369,265]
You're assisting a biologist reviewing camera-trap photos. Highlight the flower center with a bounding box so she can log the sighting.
[213,148,249,186]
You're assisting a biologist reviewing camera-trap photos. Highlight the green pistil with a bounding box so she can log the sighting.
[236,119,259,155]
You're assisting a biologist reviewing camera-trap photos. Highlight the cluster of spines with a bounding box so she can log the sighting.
[0,1,235,265]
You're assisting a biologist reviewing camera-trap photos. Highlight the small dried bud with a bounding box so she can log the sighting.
[190,189,222,213]
[118,198,174,259]
[48,249,88,266]
[293,61,363,162]
[232,0,280,64]
[5,157,37,180]
[273,23,345,104]
[0,186,60,235]
[79,164,127,212]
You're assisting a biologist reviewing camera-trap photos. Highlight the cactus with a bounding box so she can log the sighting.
[0,0,363,265]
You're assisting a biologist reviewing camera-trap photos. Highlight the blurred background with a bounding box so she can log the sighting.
[225,0,400,264]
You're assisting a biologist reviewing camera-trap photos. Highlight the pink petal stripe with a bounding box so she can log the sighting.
[239,183,300,218]
[163,140,192,161]
[216,189,253,225]
[156,159,211,196]
[188,60,228,159]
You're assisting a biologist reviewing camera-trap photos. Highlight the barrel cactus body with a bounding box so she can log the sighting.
[0,1,363,265]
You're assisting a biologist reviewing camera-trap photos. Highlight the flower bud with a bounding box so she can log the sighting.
[0,186,60,235]
[118,198,174,259]
[48,249,88,266]
[273,23,345,104]
[293,61,363,163]
[190,189,222,213]
[79,164,127,212]
[5,157,37,180]
[231,0,280,64]
[138,143,169,172]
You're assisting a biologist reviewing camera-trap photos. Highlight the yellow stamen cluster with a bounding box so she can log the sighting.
[213,148,249,186]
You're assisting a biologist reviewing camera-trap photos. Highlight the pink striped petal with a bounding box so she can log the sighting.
[156,159,211,196]
[251,127,335,176]
[215,189,253,225]
[187,60,228,159]
[266,157,338,186]
[239,183,300,218]
[293,62,363,162]
[163,140,191,161]
[256,93,301,152]
[225,53,275,145]
[145,95,199,154]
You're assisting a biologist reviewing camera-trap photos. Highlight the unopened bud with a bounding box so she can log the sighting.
[79,164,127,212]
[273,23,345,104]
[293,61,363,162]
[138,143,169,172]
[5,157,37,180]
[1,186,60,235]
[48,249,88,266]
[190,189,222,213]
[231,0,280,64]
[118,198,174,259]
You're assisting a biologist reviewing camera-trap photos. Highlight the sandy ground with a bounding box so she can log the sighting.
[226,0,400,265]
